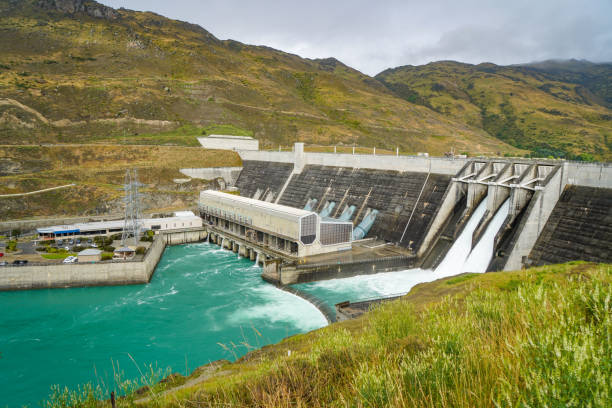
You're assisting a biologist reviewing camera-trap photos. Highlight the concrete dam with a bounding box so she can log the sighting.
[207,143,611,284]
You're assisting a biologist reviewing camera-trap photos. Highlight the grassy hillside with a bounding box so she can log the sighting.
[376,61,612,161]
[0,0,520,157]
[0,145,240,219]
[42,261,611,407]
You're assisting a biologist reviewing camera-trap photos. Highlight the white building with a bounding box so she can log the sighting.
[197,135,259,151]
[37,212,202,240]
[200,190,352,257]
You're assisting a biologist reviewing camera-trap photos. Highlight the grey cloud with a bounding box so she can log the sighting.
[103,0,612,75]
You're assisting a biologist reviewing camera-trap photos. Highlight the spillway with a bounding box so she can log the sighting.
[434,198,488,276]
[461,200,510,273]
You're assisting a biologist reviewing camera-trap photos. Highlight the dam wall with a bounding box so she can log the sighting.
[234,160,293,201]
[238,149,467,175]
[527,186,612,265]
[232,146,611,273]
[179,167,242,185]
[277,165,451,251]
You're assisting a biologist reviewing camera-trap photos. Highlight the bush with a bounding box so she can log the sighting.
[73,246,87,253]
[140,235,153,242]
[35,246,48,252]
[6,240,17,252]
[101,253,113,261]
[135,246,146,255]
[103,246,115,253]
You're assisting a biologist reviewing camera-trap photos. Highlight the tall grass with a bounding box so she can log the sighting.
[164,264,610,407]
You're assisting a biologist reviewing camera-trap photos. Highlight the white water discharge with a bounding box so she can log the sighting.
[434,197,488,276]
[461,199,510,273]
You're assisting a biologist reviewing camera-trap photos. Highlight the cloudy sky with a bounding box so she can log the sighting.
[104,0,612,76]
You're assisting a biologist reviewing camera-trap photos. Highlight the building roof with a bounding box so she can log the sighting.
[37,214,201,234]
[78,249,102,256]
[205,135,255,140]
[114,247,135,253]
[173,210,195,217]
[200,190,313,219]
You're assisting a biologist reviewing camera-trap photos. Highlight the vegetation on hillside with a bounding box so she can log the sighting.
[42,262,611,407]
[376,61,612,161]
[0,0,519,156]
[0,145,240,219]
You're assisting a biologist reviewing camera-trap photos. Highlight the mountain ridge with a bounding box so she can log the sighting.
[1,0,610,159]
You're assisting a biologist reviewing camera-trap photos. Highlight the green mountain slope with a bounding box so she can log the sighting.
[0,0,516,156]
[376,60,612,160]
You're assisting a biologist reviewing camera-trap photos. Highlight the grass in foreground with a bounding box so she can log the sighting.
[44,262,611,407]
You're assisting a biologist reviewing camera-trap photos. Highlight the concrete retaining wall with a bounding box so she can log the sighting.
[163,228,208,245]
[270,256,415,285]
[238,149,467,175]
[179,167,243,186]
[565,162,612,188]
[0,228,208,291]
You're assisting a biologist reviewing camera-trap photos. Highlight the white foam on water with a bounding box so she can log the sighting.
[435,197,488,276]
[461,199,510,273]
[228,285,328,332]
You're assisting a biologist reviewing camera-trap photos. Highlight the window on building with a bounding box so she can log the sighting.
[300,214,317,245]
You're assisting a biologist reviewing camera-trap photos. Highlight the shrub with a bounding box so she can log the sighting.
[6,240,17,252]
[135,246,146,255]
[35,246,47,252]
[101,253,113,261]
[103,246,115,253]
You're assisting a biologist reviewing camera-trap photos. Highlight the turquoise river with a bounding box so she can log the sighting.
[0,242,448,407]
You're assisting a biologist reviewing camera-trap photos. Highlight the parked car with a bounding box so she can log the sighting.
[76,238,81,244]
[63,256,77,264]
[68,240,74,245]
[0,261,7,266]
[87,239,93,244]
[12,260,28,266]
[91,243,98,248]
[64,246,70,251]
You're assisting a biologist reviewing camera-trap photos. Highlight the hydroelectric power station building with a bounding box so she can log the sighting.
[199,190,353,258]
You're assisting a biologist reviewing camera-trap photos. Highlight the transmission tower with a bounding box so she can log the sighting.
[121,169,143,246]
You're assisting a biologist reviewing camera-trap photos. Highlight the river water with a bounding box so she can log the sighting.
[0,243,326,407]
[1,197,507,407]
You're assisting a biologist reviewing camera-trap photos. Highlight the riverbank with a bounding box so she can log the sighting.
[0,229,207,291]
